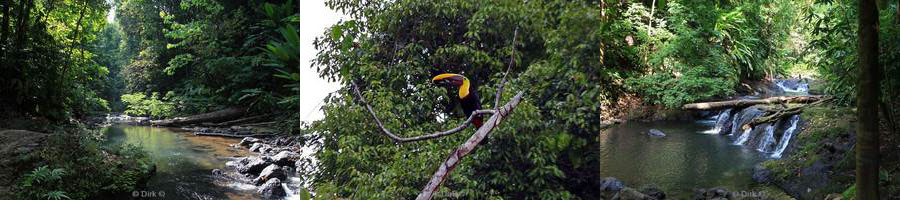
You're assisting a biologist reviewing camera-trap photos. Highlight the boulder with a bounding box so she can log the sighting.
[612,187,653,200]
[648,129,666,137]
[272,151,301,166]
[240,137,261,147]
[640,185,666,200]
[257,178,286,199]
[253,164,286,185]
[249,143,264,152]
[212,168,224,176]
[752,164,772,184]
[237,156,271,175]
[694,187,732,200]
[598,177,625,199]
[599,177,625,193]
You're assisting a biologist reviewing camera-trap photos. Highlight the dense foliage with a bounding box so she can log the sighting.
[307,0,802,199]
[111,0,300,117]
[13,127,154,200]
[806,0,900,104]
[0,0,112,119]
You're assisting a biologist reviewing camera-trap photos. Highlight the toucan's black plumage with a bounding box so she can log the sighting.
[431,73,483,128]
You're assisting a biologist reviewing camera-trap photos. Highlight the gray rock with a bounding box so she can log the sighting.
[212,169,224,176]
[240,137,261,147]
[237,156,271,175]
[648,129,666,137]
[752,164,772,184]
[694,187,732,200]
[257,178,286,199]
[599,177,625,193]
[253,164,286,185]
[249,143,264,152]
[272,151,301,166]
[612,187,653,200]
[640,185,666,200]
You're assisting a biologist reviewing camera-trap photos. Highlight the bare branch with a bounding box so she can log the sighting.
[494,27,518,110]
[352,81,496,143]
[417,91,525,200]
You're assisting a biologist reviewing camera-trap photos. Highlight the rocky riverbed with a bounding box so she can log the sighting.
[214,136,312,199]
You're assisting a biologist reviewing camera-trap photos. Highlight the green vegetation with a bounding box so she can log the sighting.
[18,166,70,200]
[307,0,808,198]
[806,0,900,104]
[120,92,176,118]
[113,0,299,118]
[9,126,154,200]
[1,0,300,199]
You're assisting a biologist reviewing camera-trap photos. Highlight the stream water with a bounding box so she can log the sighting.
[103,125,261,200]
[582,121,766,198]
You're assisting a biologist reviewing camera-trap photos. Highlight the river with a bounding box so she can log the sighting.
[578,120,768,198]
[103,125,261,200]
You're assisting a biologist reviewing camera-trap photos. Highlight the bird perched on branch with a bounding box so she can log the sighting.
[431,73,483,128]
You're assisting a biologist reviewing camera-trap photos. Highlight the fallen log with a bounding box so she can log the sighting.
[746,96,832,127]
[192,132,275,138]
[682,95,826,110]
[151,107,247,127]
[203,114,275,127]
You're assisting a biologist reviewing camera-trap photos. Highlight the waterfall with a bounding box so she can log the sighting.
[734,127,753,145]
[776,80,809,93]
[729,110,742,136]
[702,109,732,134]
[757,123,777,152]
[771,115,801,158]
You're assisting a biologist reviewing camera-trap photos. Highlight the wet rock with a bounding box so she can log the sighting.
[648,129,666,137]
[272,151,301,166]
[752,164,772,184]
[282,166,295,175]
[258,144,274,154]
[599,177,625,193]
[212,169,224,176]
[612,187,653,200]
[237,156,271,175]
[257,178,286,199]
[253,164,286,185]
[694,187,732,200]
[249,143,264,152]
[640,185,666,200]
[240,137,261,147]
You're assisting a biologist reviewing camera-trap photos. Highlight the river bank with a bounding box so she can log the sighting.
[0,112,156,200]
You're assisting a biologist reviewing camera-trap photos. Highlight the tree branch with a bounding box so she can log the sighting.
[494,27,518,110]
[416,91,525,200]
[352,82,496,143]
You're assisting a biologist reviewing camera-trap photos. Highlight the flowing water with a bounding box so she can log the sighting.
[582,121,766,198]
[103,125,261,200]
[771,115,801,158]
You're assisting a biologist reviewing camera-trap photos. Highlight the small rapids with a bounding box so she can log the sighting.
[697,79,808,159]
[772,115,801,158]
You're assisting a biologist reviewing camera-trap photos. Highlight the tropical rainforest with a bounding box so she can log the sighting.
[0,0,299,199]
[0,0,898,199]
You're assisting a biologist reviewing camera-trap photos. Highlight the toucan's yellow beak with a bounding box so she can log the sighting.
[431,73,462,81]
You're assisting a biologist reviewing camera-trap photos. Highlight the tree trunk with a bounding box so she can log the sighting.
[857,0,882,199]
[1,0,10,55]
[681,96,825,110]
[13,0,32,50]
[150,107,247,127]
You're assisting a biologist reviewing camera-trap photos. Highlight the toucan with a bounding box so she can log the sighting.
[431,73,483,128]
